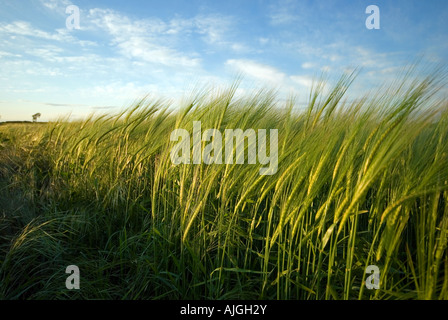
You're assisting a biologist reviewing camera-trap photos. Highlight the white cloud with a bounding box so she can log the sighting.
[88,9,201,68]
[40,0,72,11]
[259,37,269,45]
[301,62,315,69]
[268,0,300,25]
[116,36,200,67]
[270,12,298,25]
[166,18,194,35]
[86,9,249,66]
[230,42,255,54]
[25,45,64,61]
[226,59,286,83]
[79,82,164,101]
[0,51,22,58]
[193,14,234,45]
[170,14,247,53]
[290,75,314,89]
[0,21,63,40]
[23,46,106,72]
[0,21,96,47]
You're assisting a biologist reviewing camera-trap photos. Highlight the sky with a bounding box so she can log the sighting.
[0,0,447,121]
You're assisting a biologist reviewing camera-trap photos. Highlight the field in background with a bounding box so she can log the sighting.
[1,69,448,300]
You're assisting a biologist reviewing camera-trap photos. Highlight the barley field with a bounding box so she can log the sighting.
[1,69,447,300]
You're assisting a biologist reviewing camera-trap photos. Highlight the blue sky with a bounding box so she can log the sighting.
[0,0,447,121]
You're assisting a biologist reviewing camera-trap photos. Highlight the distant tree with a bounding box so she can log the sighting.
[32,113,41,122]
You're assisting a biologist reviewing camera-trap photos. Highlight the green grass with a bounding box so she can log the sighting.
[1,68,448,300]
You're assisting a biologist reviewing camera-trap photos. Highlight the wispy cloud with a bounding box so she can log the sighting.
[270,12,298,25]
[0,50,22,58]
[42,102,118,109]
[0,21,68,41]
[40,0,72,11]
[43,102,87,107]
[226,59,286,83]
[301,62,315,69]
[268,0,300,25]
[193,14,233,45]
[0,21,96,47]
[90,105,118,110]
[88,8,201,68]
[79,81,162,102]
[16,99,119,109]
[290,75,314,89]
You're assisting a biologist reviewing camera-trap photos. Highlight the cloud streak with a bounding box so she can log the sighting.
[226,59,286,83]
[88,8,201,68]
